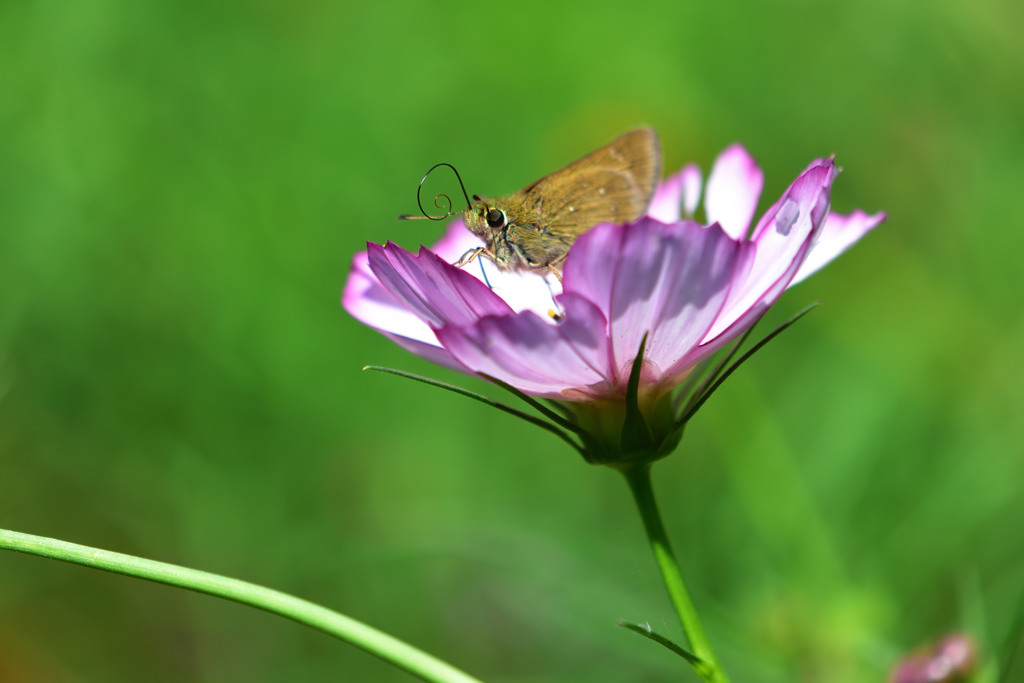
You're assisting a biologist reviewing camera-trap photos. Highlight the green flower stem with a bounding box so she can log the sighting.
[621,464,730,683]
[0,528,482,683]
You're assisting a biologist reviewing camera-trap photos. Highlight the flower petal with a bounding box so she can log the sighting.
[680,164,703,218]
[642,224,749,383]
[648,164,702,222]
[647,174,682,223]
[704,144,764,240]
[377,331,468,371]
[705,158,835,342]
[436,293,614,400]
[367,241,513,328]
[342,251,466,370]
[344,252,437,345]
[564,218,742,385]
[789,209,886,286]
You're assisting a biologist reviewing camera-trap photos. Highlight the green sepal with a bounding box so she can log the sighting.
[476,372,604,459]
[677,302,820,426]
[620,332,654,452]
[618,620,703,667]
[363,366,585,456]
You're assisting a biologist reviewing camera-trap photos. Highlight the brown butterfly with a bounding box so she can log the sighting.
[401,127,662,281]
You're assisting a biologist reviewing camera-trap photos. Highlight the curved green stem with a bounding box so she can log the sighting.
[0,528,482,683]
[620,464,730,683]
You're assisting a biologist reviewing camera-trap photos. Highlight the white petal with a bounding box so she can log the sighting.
[789,210,885,286]
[704,144,764,240]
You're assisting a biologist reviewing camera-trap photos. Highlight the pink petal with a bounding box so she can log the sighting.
[564,218,742,386]
[648,164,702,222]
[647,174,682,223]
[342,251,467,371]
[436,293,614,400]
[657,238,756,381]
[641,223,747,383]
[789,209,886,286]
[367,241,513,328]
[704,144,764,240]
[705,159,835,342]
[377,332,469,372]
[343,252,441,348]
[680,164,703,217]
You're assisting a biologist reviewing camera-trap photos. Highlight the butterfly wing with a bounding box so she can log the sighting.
[518,126,662,242]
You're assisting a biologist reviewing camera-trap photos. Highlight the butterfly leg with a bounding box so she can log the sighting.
[544,278,565,321]
[454,247,495,289]
[541,258,568,321]
[454,247,485,268]
[547,252,570,283]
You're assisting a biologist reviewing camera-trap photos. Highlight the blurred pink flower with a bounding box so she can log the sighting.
[889,633,976,683]
[345,144,883,408]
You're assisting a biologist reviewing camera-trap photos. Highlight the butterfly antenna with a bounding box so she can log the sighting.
[397,162,473,221]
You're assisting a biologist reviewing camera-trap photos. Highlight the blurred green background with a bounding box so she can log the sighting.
[1,0,1021,681]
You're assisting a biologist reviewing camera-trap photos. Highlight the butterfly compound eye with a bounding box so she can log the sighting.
[486,208,506,228]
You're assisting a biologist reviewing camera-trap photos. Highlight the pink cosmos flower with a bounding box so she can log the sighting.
[344,144,883,461]
[345,143,884,676]
[346,144,881,388]
[889,634,976,683]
